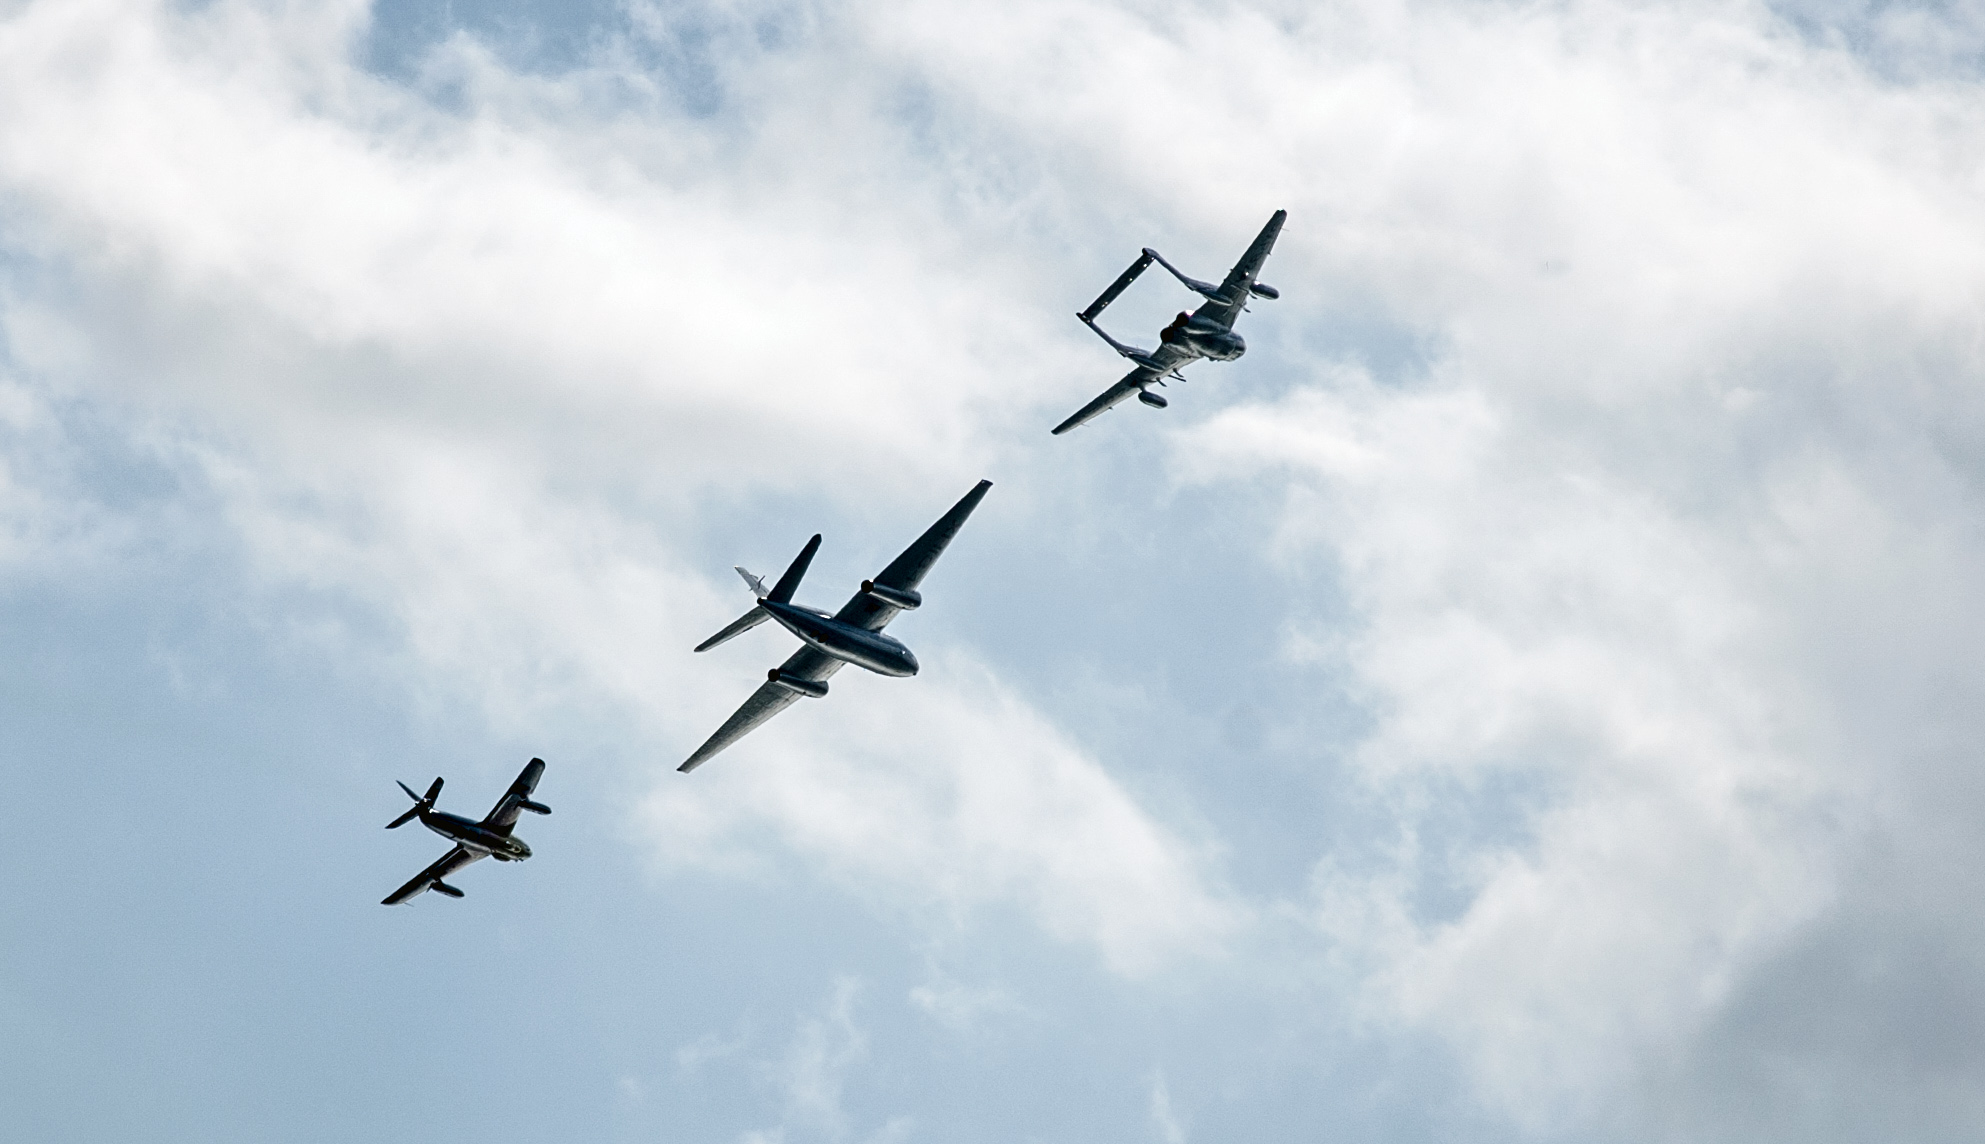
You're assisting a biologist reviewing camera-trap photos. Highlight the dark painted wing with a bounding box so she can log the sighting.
[1052,366,1160,435]
[831,480,993,631]
[1192,209,1286,329]
[381,844,484,906]
[481,757,546,834]
[679,646,845,772]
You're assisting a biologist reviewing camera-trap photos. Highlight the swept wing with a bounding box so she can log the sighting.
[1189,209,1287,330]
[679,480,993,772]
[381,844,485,905]
[1052,366,1160,436]
[481,757,547,834]
[679,646,844,772]
[831,479,992,631]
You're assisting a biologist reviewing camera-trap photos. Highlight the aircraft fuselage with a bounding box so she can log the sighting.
[1160,312,1246,362]
[419,810,532,861]
[762,600,919,677]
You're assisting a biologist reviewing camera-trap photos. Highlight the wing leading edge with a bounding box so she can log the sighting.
[1194,208,1286,329]
[482,757,547,833]
[382,844,485,906]
[679,647,843,772]
[1052,367,1158,435]
[831,479,992,631]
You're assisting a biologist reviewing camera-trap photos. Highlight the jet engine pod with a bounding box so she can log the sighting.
[1138,389,1169,409]
[767,668,829,698]
[432,880,465,898]
[1249,282,1279,299]
[860,581,922,610]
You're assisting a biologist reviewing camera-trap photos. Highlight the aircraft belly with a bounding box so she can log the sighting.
[791,627,916,677]
[766,601,917,676]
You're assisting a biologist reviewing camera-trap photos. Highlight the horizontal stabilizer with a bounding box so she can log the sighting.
[695,605,769,652]
[1079,251,1155,322]
[735,566,768,596]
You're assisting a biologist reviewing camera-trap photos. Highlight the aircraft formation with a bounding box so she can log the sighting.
[382,211,1286,904]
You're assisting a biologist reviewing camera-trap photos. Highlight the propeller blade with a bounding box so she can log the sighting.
[423,777,444,802]
[385,807,421,829]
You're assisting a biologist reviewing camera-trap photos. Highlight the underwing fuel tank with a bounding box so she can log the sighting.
[1138,390,1168,408]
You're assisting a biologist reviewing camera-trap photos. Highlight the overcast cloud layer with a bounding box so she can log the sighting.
[3,1,1984,1141]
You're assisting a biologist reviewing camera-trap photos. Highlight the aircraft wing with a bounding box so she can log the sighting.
[680,646,846,772]
[381,844,485,906]
[831,479,994,631]
[1193,209,1287,329]
[481,757,547,834]
[1051,366,1159,435]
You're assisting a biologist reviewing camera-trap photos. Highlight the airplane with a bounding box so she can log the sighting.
[380,758,550,905]
[1052,209,1286,435]
[681,479,993,772]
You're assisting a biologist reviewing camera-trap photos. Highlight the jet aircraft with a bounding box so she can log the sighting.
[1052,210,1286,434]
[380,758,550,905]
[681,479,993,772]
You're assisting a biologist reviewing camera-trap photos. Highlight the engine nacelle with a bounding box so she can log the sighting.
[1249,282,1279,299]
[432,880,464,898]
[860,581,922,610]
[1183,314,1226,336]
[1138,389,1168,409]
[767,668,829,698]
[519,799,551,815]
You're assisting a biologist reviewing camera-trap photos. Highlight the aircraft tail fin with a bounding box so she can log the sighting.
[766,534,821,605]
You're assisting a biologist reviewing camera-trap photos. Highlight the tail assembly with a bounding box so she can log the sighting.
[387,777,442,829]
[1143,247,1228,303]
[694,534,821,652]
[1078,250,1175,371]
[1079,250,1155,322]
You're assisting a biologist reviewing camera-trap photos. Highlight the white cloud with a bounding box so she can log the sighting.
[0,0,1235,982]
[1156,0,1985,1135]
[7,0,1985,1139]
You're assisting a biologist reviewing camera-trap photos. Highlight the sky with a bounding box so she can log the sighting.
[2,0,1984,1140]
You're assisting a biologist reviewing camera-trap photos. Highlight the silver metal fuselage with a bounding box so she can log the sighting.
[761,600,919,677]
[421,810,531,861]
